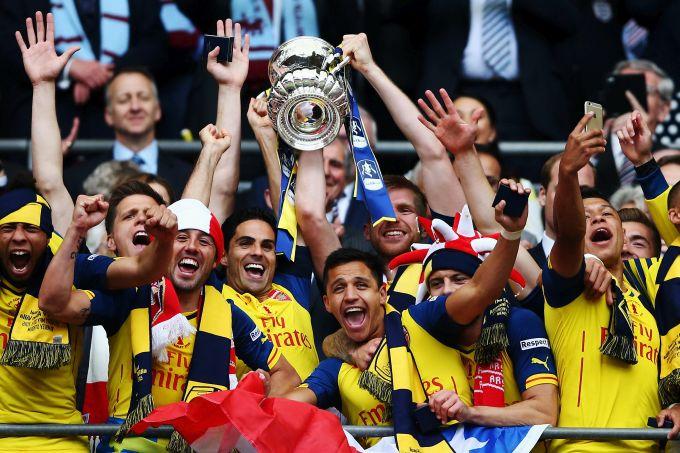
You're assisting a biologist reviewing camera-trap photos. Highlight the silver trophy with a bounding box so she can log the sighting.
[265,36,349,151]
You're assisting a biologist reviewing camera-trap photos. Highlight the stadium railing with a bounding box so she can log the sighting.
[0,139,566,155]
[0,424,673,441]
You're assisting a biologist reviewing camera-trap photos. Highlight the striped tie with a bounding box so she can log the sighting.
[482,0,512,77]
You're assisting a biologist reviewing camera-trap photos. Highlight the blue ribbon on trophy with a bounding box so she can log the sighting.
[346,85,396,226]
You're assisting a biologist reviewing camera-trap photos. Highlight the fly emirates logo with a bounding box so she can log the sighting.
[261,315,313,350]
[600,315,659,365]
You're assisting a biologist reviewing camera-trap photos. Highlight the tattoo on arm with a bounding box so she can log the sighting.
[77,306,90,321]
[322,329,357,365]
[70,237,85,260]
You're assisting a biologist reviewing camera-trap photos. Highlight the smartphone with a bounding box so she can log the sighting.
[601,73,648,117]
[584,101,603,132]
[202,35,234,63]
[492,182,528,218]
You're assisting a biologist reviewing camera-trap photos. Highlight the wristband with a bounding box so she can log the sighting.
[500,229,522,241]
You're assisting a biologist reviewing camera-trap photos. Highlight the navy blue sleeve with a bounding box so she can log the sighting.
[302,358,342,409]
[541,259,586,308]
[73,253,115,291]
[407,295,462,348]
[635,159,668,199]
[84,287,135,336]
[273,246,313,311]
[516,285,544,320]
[506,308,558,393]
[231,302,277,371]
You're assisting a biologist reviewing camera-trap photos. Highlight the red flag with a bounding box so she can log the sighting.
[132,373,358,452]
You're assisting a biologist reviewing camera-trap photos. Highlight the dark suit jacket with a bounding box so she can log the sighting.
[418,0,579,140]
[64,149,192,201]
[0,0,169,138]
[528,241,548,269]
[594,140,621,199]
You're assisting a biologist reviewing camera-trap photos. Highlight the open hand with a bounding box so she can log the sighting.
[72,194,108,232]
[16,12,79,86]
[494,179,530,234]
[207,19,250,88]
[418,88,480,154]
[144,205,178,244]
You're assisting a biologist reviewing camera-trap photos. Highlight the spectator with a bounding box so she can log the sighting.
[82,160,140,199]
[610,185,648,214]
[619,207,661,260]
[126,173,175,205]
[595,59,674,197]
[419,0,578,140]
[64,68,192,199]
[0,0,169,139]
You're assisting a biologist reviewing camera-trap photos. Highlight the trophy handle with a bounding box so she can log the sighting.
[330,56,351,75]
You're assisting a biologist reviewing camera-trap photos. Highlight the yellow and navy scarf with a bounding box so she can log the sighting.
[115,275,235,452]
[275,142,299,262]
[0,189,71,369]
[649,240,680,406]
[382,305,454,451]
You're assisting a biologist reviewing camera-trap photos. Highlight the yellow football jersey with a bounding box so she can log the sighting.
[230,283,318,381]
[543,261,660,452]
[0,281,88,452]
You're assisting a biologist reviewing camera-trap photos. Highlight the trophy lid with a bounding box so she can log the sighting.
[268,36,336,85]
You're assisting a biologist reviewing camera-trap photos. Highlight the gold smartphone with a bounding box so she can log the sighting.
[584,101,603,132]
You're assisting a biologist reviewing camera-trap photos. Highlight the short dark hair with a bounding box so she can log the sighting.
[322,248,384,294]
[540,153,562,190]
[383,174,428,217]
[580,185,609,203]
[126,173,175,203]
[105,180,165,233]
[669,180,680,211]
[618,207,662,256]
[222,207,277,249]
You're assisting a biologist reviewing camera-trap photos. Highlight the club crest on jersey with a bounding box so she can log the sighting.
[358,159,383,191]
[268,288,291,302]
[351,118,368,148]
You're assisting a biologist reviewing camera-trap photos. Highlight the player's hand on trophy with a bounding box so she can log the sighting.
[207,18,250,89]
[340,33,376,74]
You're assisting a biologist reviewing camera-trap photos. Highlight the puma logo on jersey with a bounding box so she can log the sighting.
[531,356,550,370]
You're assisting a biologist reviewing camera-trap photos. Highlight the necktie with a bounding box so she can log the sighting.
[481,0,512,77]
[130,154,146,168]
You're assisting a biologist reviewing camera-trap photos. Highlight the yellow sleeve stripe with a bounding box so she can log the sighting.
[525,373,558,389]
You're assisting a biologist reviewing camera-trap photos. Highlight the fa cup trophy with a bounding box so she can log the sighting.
[264,36,349,151]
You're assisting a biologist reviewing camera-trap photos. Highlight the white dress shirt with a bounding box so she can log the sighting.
[541,231,556,259]
[112,140,159,175]
[462,0,519,81]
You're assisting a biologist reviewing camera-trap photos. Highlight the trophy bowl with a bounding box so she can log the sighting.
[267,36,349,151]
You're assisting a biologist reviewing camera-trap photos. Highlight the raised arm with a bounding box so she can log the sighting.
[443,181,529,325]
[247,97,281,213]
[295,149,341,276]
[340,33,465,216]
[39,195,108,324]
[616,110,678,244]
[104,203,178,289]
[418,89,541,296]
[206,19,250,223]
[550,114,606,278]
[181,124,231,204]
[18,12,79,234]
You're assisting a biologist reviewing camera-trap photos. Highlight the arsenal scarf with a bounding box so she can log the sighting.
[473,297,510,408]
[275,142,299,261]
[115,278,236,450]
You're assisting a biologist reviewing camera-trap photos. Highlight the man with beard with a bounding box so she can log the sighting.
[284,196,527,446]
[542,112,675,451]
[40,196,299,451]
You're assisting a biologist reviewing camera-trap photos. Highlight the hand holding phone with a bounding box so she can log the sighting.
[584,101,603,132]
[492,180,529,218]
[203,35,234,63]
